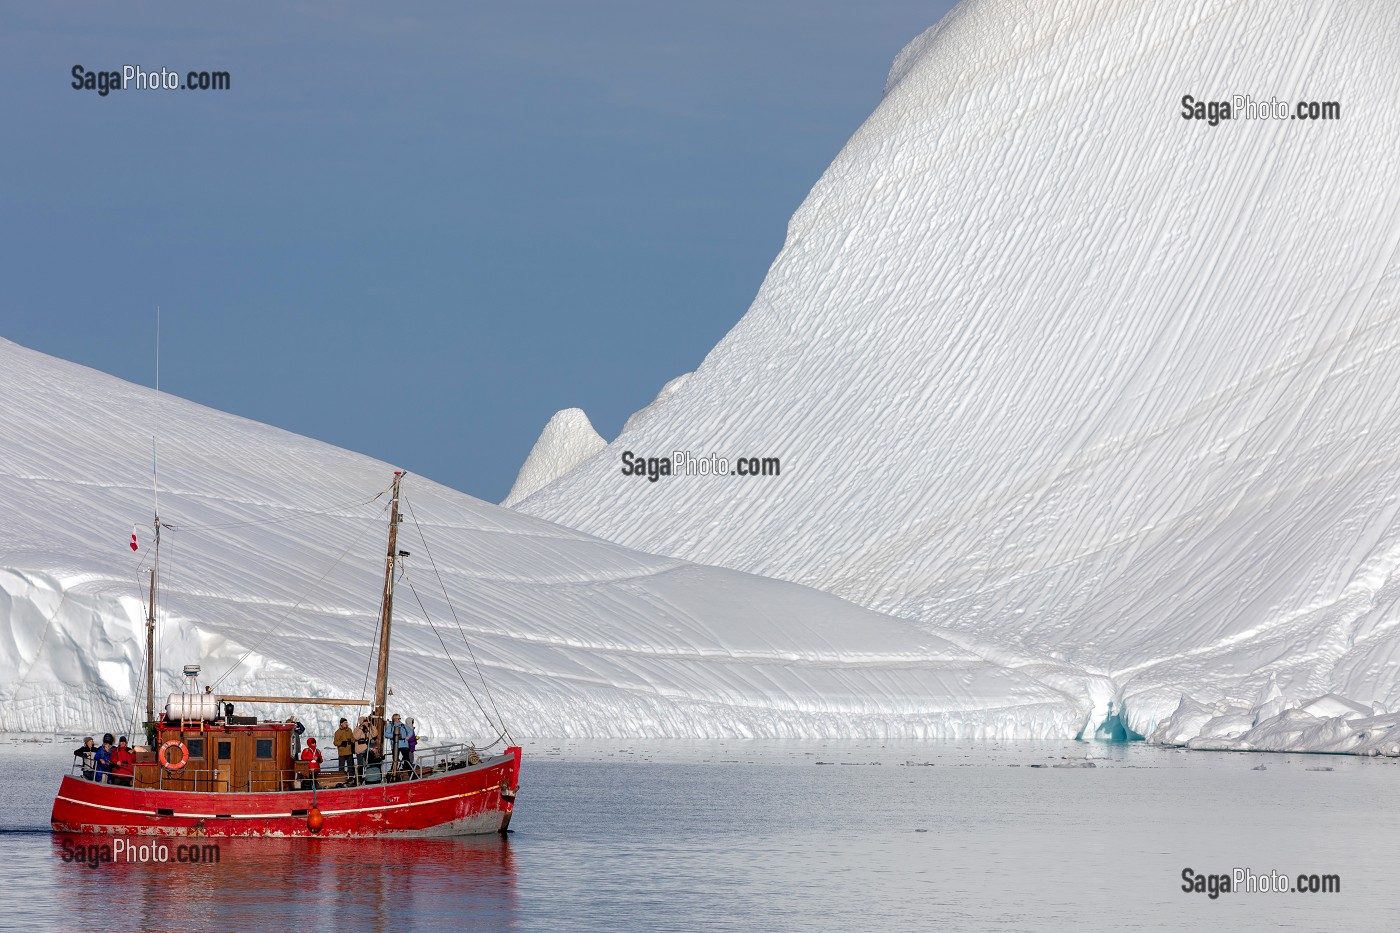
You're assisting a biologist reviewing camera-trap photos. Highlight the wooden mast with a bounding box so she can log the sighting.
[371,471,404,734]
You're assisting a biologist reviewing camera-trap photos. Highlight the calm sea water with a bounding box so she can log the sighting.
[1,735,1395,931]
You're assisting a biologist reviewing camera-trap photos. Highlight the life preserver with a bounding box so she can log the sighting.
[159,740,188,771]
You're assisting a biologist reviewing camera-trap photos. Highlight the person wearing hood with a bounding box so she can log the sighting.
[110,736,135,787]
[300,736,323,788]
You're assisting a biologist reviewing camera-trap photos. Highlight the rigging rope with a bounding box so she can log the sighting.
[402,493,512,743]
[359,568,388,703]
[401,571,503,738]
[209,495,392,690]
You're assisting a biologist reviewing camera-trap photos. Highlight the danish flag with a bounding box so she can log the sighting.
[129,527,139,552]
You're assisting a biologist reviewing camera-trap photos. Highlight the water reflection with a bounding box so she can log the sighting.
[49,833,517,931]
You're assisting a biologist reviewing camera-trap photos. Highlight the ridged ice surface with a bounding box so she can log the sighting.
[519,0,1400,737]
[0,338,1080,739]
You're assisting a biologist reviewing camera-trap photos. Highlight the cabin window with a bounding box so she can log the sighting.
[255,739,273,759]
[186,738,205,759]
[217,741,232,760]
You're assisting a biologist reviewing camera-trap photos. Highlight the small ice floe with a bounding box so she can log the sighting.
[1052,761,1097,768]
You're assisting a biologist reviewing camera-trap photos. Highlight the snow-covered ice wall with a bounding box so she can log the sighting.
[519,0,1400,736]
[0,338,1080,739]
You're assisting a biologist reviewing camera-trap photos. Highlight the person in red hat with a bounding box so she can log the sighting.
[300,736,323,789]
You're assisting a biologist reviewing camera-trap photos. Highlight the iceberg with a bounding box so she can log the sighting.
[501,408,606,507]
[1149,692,1400,756]
[516,0,1400,750]
[0,337,1081,739]
[10,0,1397,752]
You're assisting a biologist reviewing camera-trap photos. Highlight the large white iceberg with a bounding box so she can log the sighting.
[0,337,1079,740]
[517,0,1400,748]
[9,0,1398,752]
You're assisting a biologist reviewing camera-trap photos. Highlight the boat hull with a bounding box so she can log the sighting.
[51,747,521,838]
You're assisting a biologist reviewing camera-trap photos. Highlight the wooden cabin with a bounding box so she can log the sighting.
[133,720,338,793]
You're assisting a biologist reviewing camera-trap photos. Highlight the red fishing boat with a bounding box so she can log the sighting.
[51,472,522,837]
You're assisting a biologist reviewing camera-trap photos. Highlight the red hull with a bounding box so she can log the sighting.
[51,747,521,837]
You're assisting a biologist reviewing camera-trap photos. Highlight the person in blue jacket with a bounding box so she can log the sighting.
[387,713,415,771]
[93,733,115,783]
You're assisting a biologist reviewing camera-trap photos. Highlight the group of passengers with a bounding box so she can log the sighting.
[298,713,418,787]
[72,734,134,785]
[73,714,421,789]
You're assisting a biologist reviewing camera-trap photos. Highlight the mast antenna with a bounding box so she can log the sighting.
[145,307,162,726]
[152,305,160,517]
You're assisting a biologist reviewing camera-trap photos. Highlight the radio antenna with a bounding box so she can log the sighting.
[152,306,160,518]
[145,306,163,726]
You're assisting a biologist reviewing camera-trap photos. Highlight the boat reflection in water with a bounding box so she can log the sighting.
[50,832,517,930]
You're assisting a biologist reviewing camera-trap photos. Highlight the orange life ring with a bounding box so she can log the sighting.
[159,740,188,771]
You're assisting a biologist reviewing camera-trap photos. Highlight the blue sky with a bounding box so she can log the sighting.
[0,2,954,502]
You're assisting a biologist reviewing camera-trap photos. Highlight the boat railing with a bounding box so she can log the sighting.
[246,768,294,792]
[67,745,496,792]
[70,760,117,782]
[157,768,231,793]
[411,742,487,775]
[247,766,368,791]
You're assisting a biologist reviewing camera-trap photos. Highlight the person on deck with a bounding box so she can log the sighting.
[333,718,354,779]
[73,737,97,780]
[93,734,115,784]
[387,714,412,772]
[406,718,419,767]
[367,718,383,764]
[352,717,371,781]
[287,716,305,756]
[110,736,135,787]
[300,737,323,788]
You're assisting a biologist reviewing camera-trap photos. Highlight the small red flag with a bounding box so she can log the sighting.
[130,527,139,551]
